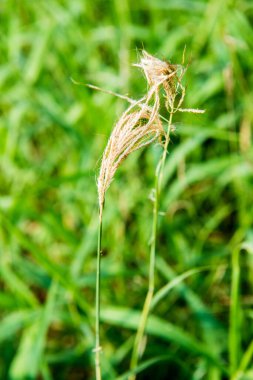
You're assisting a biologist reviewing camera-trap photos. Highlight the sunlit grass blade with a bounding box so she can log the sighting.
[100,306,227,374]
[9,282,58,379]
[229,247,241,376]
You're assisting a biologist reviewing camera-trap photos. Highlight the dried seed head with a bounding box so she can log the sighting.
[97,50,204,214]
[135,50,186,112]
[134,50,177,86]
[97,100,164,212]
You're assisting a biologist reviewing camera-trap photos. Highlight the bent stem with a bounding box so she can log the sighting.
[94,205,104,380]
[129,108,174,379]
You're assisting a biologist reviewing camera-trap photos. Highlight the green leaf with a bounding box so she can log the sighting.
[100,306,227,373]
[9,282,58,380]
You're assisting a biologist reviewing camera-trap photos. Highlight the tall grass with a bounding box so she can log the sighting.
[0,1,253,379]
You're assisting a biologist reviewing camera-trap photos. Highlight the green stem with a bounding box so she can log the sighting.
[159,110,174,187]
[129,109,174,379]
[129,170,159,378]
[94,206,103,380]
[229,247,241,377]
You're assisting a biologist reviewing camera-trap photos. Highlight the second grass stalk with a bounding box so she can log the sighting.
[94,207,103,380]
[129,109,174,378]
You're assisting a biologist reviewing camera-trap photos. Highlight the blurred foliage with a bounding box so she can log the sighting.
[0,0,253,379]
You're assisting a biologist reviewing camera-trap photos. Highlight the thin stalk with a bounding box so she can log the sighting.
[129,107,174,379]
[159,110,174,186]
[229,247,241,376]
[129,169,159,378]
[94,206,103,380]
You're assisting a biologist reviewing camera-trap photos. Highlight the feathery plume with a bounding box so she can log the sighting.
[97,98,164,213]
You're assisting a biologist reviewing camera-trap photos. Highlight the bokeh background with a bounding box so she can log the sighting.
[1,0,253,379]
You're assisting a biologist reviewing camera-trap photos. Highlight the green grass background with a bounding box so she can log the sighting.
[0,0,253,379]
